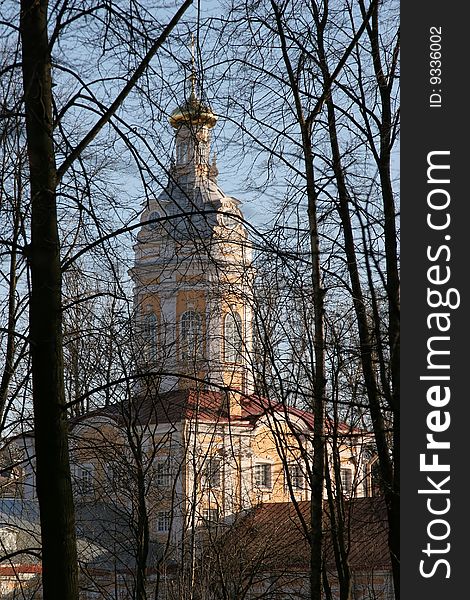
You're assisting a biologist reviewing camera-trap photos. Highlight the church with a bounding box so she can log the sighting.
[126,84,372,523]
[0,87,385,599]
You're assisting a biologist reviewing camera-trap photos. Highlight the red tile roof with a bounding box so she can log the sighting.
[0,564,42,575]
[72,389,366,439]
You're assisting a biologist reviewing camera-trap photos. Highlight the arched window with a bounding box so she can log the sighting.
[224,312,243,363]
[181,310,202,360]
[143,312,157,359]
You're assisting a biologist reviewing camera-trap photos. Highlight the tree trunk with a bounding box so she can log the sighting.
[320,54,399,600]
[304,133,327,600]
[366,7,400,596]
[270,3,327,596]
[20,1,79,598]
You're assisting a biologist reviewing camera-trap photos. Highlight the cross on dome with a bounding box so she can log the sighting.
[169,35,217,129]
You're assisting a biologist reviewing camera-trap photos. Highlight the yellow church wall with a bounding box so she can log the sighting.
[137,273,161,285]
[139,294,162,317]
[175,290,206,317]
[68,408,370,560]
[221,298,244,313]
[176,273,206,283]
[248,422,293,503]
[222,371,244,393]
[131,268,161,289]
[71,408,368,525]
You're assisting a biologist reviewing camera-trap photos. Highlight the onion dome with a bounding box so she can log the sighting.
[169,91,217,129]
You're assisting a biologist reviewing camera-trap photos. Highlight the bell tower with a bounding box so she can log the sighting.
[131,88,254,402]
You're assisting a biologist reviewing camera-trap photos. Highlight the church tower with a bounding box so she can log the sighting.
[131,88,254,403]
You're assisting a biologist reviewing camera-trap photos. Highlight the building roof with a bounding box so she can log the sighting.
[72,389,365,441]
[148,177,241,243]
[83,389,318,433]
[81,389,230,428]
[7,388,365,448]
[213,497,390,573]
[0,499,109,567]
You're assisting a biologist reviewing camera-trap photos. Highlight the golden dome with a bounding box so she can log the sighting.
[169,92,217,129]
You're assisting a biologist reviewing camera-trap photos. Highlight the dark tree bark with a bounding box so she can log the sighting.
[269,2,379,596]
[361,5,400,595]
[316,1,400,593]
[20,1,79,597]
[270,3,327,596]
[18,1,194,597]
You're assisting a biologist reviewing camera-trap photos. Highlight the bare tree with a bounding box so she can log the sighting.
[1,2,398,599]
[206,1,398,596]
[0,1,194,597]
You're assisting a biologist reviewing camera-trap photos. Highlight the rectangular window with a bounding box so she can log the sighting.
[341,468,353,495]
[205,457,221,488]
[157,511,171,532]
[288,464,304,490]
[156,460,171,487]
[254,463,272,489]
[76,464,94,496]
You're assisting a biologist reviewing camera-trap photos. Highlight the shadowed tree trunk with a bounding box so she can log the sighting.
[20,1,79,598]
[270,2,378,595]
[19,1,194,597]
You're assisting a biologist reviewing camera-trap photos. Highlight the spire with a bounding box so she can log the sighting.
[169,36,217,129]
[190,33,197,99]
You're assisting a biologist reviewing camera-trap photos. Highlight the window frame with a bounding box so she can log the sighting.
[180,310,203,360]
[156,459,172,488]
[75,463,94,497]
[143,311,158,359]
[223,312,243,363]
[176,140,189,164]
[253,463,272,489]
[205,457,222,489]
[202,508,219,527]
[146,210,160,230]
[340,467,353,495]
[157,511,171,533]
[287,463,304,490]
